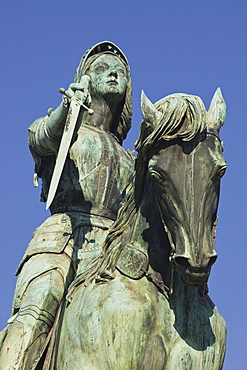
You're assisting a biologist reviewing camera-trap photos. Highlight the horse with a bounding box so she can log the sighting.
[51,89,227,370]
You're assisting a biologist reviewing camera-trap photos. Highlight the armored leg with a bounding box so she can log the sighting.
[0,252,73,370]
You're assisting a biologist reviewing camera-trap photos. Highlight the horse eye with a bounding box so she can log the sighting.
[217,167,227,178]
[149,170,162,183]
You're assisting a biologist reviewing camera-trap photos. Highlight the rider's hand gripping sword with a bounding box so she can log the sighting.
[46,75,94,210]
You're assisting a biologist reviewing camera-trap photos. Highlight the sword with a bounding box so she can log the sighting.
[46,76,94,210]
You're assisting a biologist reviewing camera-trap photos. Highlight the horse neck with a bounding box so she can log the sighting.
[128,180,173,281]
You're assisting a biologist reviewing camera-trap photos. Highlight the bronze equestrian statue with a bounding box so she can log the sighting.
[0,42,226,370]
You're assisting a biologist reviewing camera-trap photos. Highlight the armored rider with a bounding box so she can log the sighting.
[0,41,134,369]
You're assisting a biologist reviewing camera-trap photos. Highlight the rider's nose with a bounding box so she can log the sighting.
[109,70,118,79]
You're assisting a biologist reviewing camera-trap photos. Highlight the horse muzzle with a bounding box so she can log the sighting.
[173,254,217,287]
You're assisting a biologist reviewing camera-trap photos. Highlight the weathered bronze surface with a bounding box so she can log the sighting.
[0,41,134,369]
[53,90,227,370]
[0,42,227,370]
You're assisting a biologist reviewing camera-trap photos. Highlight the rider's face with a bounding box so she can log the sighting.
[88,54,127,103]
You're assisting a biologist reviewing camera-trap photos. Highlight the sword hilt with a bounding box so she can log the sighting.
[59,87,94,115]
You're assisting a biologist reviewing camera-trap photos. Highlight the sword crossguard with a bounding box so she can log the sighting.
[59,87,94,115]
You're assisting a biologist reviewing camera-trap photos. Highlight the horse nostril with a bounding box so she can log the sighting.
[174,257,190,269]
[209,255,217,267]
[175,255,217,273]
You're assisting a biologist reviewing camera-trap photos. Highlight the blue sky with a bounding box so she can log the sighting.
[0,1,246,369]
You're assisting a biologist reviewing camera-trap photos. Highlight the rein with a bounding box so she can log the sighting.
[143,180,177,295]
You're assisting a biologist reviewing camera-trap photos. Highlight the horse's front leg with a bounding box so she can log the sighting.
[56,275,167,370]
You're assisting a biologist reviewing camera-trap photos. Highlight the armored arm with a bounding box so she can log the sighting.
[28,80,91,157]
[28,102,69,157]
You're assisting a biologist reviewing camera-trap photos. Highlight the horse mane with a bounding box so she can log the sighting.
[135,93,207,151]
[79,93,207,283]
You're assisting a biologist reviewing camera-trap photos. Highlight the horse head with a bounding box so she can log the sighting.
[138,89,226,288]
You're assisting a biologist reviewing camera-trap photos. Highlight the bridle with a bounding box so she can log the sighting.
[206,127,224,150]
[145,128,222,296]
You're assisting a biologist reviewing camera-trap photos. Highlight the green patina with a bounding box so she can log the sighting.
[0,42,227,370]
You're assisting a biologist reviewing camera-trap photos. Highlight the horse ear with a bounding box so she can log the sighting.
[207,88,226,132]
[141,90,162,130]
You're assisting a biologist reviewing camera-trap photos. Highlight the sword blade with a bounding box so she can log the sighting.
[46,98,81,209]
